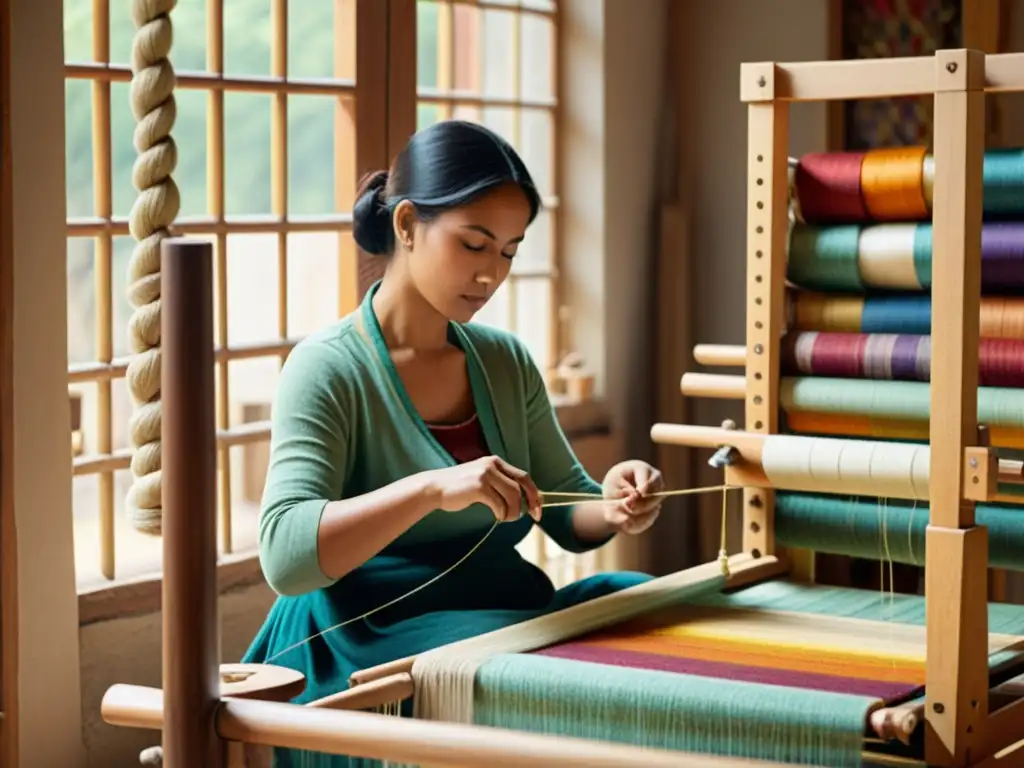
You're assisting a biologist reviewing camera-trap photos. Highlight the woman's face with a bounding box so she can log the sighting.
[399,183,532,324]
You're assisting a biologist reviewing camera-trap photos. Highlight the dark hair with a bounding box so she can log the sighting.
[352,120,542,256]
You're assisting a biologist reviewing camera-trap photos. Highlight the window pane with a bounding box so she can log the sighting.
[520,108,554,195]
[112,235,137,359]
[228,358,280,428]
[63,0,93,61]
[224,0,272,76]
[514,277,553,369]
[226,232,280,346]
[481,9,516,99]
[67,238,96,364]
[225,93,273,215]
[65,80,94,218]
[288,95,337,214]
[516,208,552,271]
[288,0,336,79]
[286,231,342,337]
[520,13,554,102]
[417,0,441,90]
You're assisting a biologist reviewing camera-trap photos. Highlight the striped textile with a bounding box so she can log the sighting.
[531,604,926,705]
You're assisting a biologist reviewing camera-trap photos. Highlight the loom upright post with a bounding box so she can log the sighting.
[736,63,811,580]
[161,238,224,767]
[924,49,989,767]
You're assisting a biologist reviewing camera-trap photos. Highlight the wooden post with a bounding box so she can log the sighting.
[735,63,808,576]
[924,49,989,767]
[161,238,224,767]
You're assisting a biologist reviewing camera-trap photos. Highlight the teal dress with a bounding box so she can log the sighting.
[241,283,651,767]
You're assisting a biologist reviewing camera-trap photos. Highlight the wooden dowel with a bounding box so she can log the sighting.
[161,238,223,767]
[102,684,798,768]
[348,656,417,688]
[650,422,1022,488]
[681,372,746,399]
[869,702,922,746]
[693,344,746,367]
[308,673,414,709]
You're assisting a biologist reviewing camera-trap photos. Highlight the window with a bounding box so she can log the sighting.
[416,0,560,374]
[64,0,378,589]
[64,0,574,592]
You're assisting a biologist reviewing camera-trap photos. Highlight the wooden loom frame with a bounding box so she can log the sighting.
[649,48,1024,767]
[100,49,1024,768]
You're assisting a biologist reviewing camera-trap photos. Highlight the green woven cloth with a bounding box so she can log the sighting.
[474,654,876,767]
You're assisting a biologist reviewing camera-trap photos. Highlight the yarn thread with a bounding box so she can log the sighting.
[264,483,736,664]
[125,0,181,536]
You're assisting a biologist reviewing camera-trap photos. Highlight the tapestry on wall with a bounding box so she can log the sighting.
[842,0,962,149]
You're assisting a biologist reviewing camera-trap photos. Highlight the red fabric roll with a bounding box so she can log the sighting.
[795,152,867,223]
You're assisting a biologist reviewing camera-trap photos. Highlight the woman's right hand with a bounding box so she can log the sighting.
[422,456,542,522]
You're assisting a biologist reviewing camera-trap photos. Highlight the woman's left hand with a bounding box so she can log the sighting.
[601,460,664,535]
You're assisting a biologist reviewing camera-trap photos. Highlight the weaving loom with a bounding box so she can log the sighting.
[100,47,1024,768]
[325,50,1024,768]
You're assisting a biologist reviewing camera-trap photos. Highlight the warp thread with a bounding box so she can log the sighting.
[264,483,736,664]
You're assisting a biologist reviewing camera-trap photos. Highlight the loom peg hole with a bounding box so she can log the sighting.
[934,703,945,714]
[756,249,763,257]
[753,395,763,404]
[947,62,957,73]
[754,344,764,354]
[754,372,762,380]
[750,522,760,533]
[755,321,763,329]
[749,496,763,508]
[756,201,763,209]
[756,225,764,233]
[757,76,766,87]
[756,178,763,186]
[751,548,762,558]
[754,420,763,429]
[757,154,763,162]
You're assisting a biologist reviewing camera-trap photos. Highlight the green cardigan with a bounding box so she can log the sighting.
[258,280,606,596]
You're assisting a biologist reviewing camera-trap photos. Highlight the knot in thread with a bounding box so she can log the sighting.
[126,0,180,536]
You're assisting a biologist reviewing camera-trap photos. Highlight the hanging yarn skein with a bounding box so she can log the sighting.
[125,0,181,536]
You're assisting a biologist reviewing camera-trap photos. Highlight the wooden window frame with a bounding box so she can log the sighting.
[67,0,607,625]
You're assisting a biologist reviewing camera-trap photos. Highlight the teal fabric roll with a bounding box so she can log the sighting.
[774,492,1024,572]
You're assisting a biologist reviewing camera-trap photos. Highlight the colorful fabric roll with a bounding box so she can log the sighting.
[781,332,1024,387]
[778,377,1024,428]
[782,411,1024,450]
[774,493,1024,572]
[787,222,1024,292]
[791,146,1024,224]
[788,292,1024,338]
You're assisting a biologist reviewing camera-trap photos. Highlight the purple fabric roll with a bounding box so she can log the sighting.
[983,223,1024,289]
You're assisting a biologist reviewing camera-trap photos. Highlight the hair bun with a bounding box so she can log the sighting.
[353,170,394,256]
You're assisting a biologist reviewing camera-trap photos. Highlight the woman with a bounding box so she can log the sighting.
[242,120,663,766]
